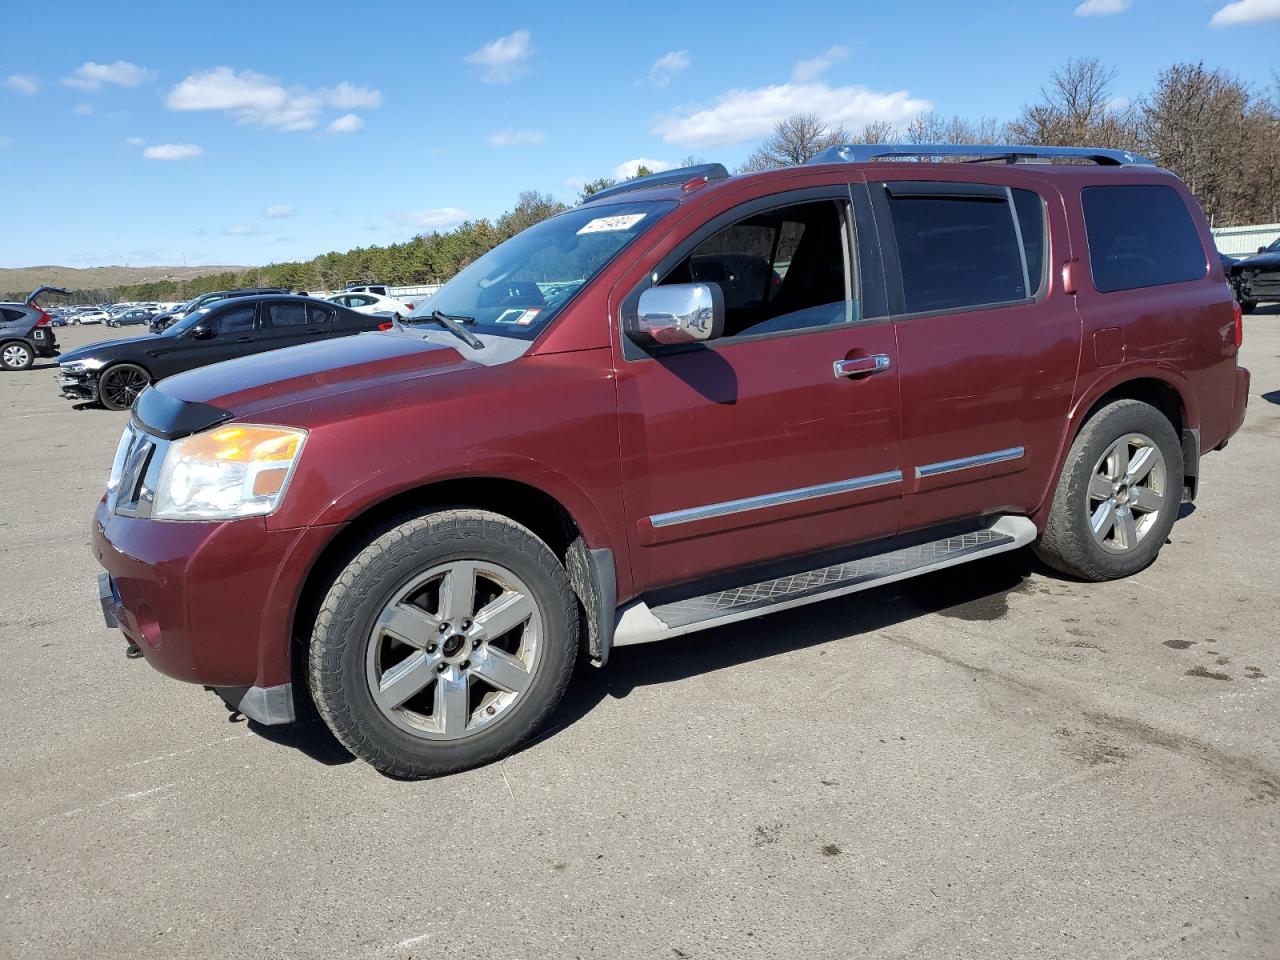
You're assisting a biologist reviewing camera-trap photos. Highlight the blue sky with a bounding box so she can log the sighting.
[2,0,1278,269]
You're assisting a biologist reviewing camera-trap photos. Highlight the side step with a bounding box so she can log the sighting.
[613,515,1037,647]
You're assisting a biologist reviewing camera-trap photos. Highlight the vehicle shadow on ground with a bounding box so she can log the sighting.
[252,549,1047,772]
[534,549,1044,753]
[30,361,59,371]
[1263,390,1280,406]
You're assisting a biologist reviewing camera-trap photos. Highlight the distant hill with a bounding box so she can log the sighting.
[0,264,251,295]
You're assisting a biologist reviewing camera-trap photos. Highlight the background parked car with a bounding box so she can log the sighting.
[1226,236,1280,313]
[58,294,385,409]
[0,286,69,370]
[71,309,108,325]
[327,290,412,319]
[106,308,157,328]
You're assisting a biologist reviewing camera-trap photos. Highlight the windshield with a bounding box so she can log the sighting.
[406,200,675,339]
[1267,237,1280,253]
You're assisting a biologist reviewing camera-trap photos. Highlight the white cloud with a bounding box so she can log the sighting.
[652,81,931,149]
[62,61,154,92]
[223,223,261,236]
[166,67,381,132]
[391,208,469,231]
[72,103,94,116]
[488,128,546,146]
[1074,0,1132,14]
[464,30,534,83]
[648,50,690,88]
[143,143,203,160]
[5,74,39,95]
[791,46,848,83]
[1210,0,1280,25]
[327,113,364,133]
[323,81,381,109]
[563,175,590,191]
[613,158,673,180]
[265,205,295,219]
[126,136,145,145]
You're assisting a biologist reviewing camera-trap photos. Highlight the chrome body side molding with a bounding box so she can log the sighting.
[915,446,1024,479]
[649,471,903,529]
[614,515,1038,647]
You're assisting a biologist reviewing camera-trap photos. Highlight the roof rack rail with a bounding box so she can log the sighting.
[584,163,730,203]
[806,143,1154,167]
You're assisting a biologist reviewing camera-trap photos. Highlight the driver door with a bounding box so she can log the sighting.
[613,183,903,593]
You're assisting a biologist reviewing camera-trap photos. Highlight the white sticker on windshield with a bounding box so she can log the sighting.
[577,213,646,235]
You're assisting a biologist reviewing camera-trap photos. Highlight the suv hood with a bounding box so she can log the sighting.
[157,330,479,426]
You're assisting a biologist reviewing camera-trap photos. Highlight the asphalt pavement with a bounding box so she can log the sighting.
[2,316,1278,959]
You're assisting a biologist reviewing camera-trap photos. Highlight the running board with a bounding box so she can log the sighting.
[612,515,1037,647]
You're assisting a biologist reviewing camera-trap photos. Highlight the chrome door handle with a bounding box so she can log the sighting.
[833,354,892,378]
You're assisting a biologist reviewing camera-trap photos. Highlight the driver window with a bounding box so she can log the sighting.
[659,200,854,339]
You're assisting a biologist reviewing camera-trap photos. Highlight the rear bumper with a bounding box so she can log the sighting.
[29,328,59,357]
[92,500,340,699]
[1225,366,1250,446]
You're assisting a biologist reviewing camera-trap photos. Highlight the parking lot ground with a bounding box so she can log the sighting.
[2,316,1278,959]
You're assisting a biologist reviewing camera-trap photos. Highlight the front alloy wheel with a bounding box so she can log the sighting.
[367,560,542,739]
[98,363,149,410]
[309,509,579,778]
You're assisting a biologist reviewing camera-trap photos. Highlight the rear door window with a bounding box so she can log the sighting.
[265,302,307,328]
[1081,184,1207,293]
[883,185,1043,314]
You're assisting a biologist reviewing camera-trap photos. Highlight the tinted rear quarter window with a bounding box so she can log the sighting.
[1082,184,1206,293]
[267,302,308,327]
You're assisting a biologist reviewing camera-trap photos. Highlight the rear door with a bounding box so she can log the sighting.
[873,176,1080,533]
[257,299,326,353]
[613,182,903,592]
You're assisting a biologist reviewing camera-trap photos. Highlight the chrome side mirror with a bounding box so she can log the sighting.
[630,282,724,346]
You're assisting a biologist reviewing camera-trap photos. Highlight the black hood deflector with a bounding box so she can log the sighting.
[132,385,234,440]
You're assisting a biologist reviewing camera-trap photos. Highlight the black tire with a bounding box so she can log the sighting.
[1239,299,1257,314]
[98,363,150,411]
[1034,399,1183,581]
[1,340,35,371]
[308,509,579,778]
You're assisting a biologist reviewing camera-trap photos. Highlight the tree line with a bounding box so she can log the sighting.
[13,58,1276,305]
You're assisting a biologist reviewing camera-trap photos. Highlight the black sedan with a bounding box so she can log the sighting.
[57,294,388,410]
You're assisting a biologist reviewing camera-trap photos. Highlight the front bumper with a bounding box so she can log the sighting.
[57,370,98,402]
[92,499,340,721]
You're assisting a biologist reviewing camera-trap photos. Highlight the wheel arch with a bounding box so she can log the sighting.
[287,476,617,695]
[1032,367,1195,528]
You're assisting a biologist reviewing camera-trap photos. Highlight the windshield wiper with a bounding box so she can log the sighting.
[418,310,484,350]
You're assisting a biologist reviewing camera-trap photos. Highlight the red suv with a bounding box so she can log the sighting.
[94,145,1251,777]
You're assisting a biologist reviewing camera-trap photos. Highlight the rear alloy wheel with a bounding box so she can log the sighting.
[1035,399,1182,581]
[2,341,35,371]
[309,509,579,778]
[98,363,150,411]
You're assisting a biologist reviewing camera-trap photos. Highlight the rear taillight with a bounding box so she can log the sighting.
[377,321,393,331]
[1233,299,1243,348]
[404,302,415,310]
[34,307,51,327]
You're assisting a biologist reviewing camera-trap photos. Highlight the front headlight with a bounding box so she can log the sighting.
[153,424,307,520]
[61,358,105,374]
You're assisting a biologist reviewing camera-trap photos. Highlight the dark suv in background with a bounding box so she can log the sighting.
[0,286,69,370]
[59,294,383,409]
[93,146,1249,778]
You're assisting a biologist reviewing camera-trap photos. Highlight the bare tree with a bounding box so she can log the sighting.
[857,121,897,144]
[1007,57,1140,149]
[905,113,1004,145]
[740,113,851,171]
